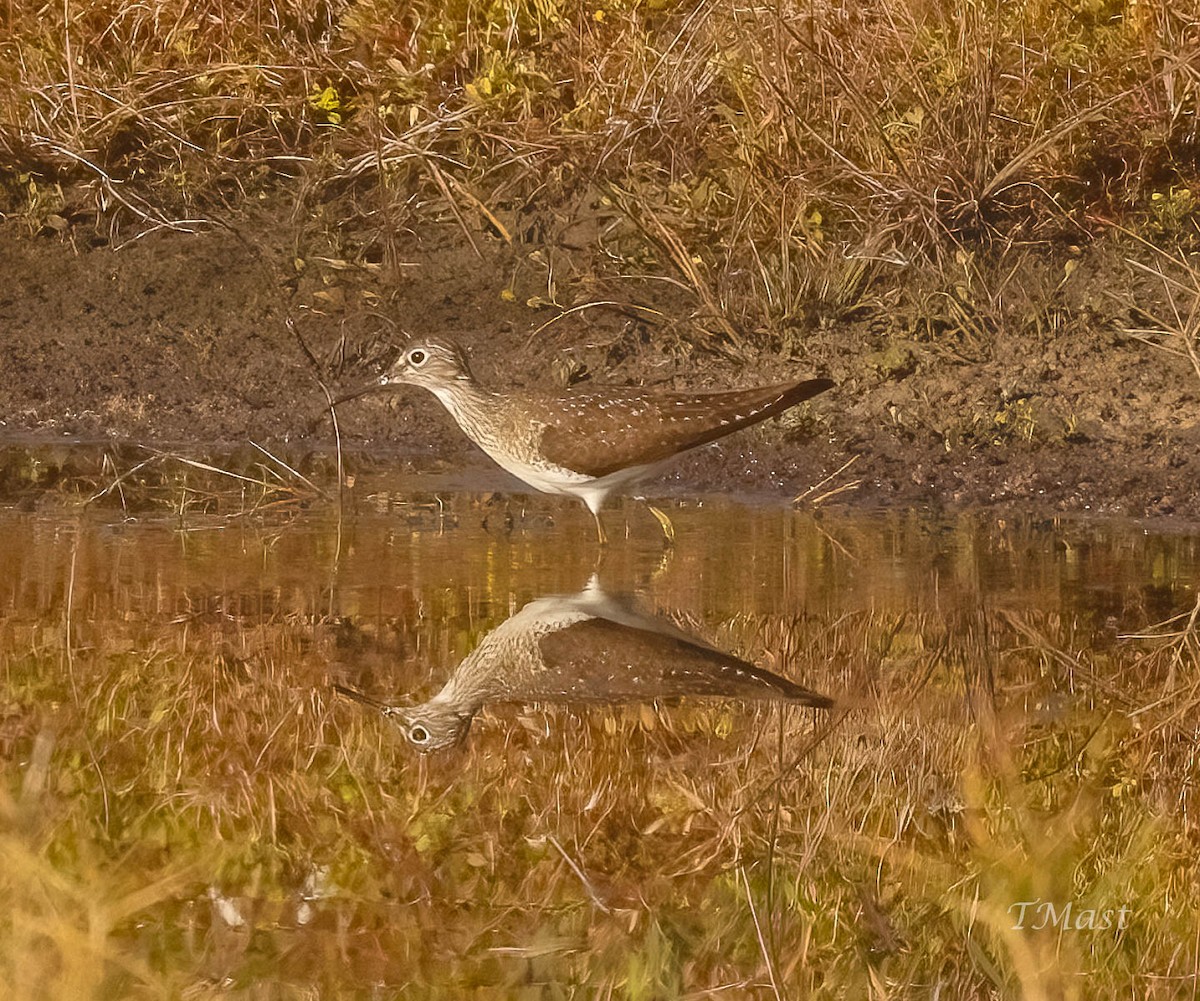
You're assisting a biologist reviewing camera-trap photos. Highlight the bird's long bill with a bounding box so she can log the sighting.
[328,376,389,407]
[332,683,390,713]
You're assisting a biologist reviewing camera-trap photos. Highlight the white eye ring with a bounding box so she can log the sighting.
[408,348,428,367]
[409,724,430,744]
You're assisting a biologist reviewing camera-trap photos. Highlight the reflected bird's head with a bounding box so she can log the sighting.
[393,703,475,752]
[379,339,473,392]
[334,685,473,753]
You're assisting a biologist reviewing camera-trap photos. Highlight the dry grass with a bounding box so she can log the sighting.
[2,1,1197,337]
[0,485,1197,997]
[1121,244,1200,387]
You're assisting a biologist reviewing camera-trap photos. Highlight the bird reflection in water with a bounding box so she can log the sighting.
[335,582,833,752]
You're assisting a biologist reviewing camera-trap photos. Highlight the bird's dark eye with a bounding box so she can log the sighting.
[408,349,427,366]
[409,725,430,744]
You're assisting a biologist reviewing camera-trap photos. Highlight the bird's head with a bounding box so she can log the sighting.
[379,338,474,392]
[328,338,474,409]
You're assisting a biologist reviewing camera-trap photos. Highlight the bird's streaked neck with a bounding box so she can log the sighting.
[424,376,496,421]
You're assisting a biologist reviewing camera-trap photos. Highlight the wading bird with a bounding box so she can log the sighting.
[343,337,833,544]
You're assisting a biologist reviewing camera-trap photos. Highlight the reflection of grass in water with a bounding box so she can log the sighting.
[1,597,1196,998]
[0,444,332,518]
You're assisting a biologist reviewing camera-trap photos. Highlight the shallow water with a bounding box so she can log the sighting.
[2,452,1198,998]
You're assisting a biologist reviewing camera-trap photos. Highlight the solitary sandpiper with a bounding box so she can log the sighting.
[345,337,832,543]
[335,582,832,751]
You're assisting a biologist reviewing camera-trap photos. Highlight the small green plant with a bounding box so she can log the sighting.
[307,84,345,125]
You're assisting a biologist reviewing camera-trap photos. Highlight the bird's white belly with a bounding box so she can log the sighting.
[480,445,592,497]
[476,443,664,516]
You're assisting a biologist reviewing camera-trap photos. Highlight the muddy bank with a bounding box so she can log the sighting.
[1,205,1197,522]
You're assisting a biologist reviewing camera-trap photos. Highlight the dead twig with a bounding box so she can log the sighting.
[794,455,862,506]
[248,441,328,501]
[523,301,666,347]
[548,837,611,914]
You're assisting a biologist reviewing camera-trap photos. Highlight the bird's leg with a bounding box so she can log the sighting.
[591,508,608,546]
[648,536,675,581]
[646,504,676,546]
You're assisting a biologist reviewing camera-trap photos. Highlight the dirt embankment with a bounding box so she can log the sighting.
[1,203,1198,523]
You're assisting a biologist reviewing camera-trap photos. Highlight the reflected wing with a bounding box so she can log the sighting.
[536,379,834,478]
[531,618,832,707]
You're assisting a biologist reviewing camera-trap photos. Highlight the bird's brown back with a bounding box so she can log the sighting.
[535,378,833,478]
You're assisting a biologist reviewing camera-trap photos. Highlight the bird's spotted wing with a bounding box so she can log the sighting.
[532,618,832,707]
[536,379,833,479]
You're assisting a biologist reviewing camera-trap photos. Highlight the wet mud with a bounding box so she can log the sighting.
[1,206,1197,522]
